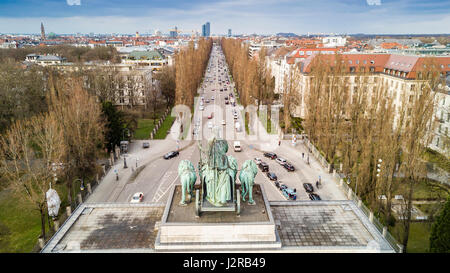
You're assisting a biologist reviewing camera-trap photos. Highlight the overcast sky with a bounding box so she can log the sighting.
[0,0,449,35]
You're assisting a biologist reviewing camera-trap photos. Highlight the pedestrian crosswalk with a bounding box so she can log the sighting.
[151,171,179,203]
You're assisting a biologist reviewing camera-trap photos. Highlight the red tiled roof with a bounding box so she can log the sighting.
[300,53,450,79]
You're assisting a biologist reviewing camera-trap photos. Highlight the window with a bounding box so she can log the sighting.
[363,60,367,64]
[349,60,352,64]
[350,66,356,73]
[370,60,375,64]
[370,66,375,72]
[356,60,360,64]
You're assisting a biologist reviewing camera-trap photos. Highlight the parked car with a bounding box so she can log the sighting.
[130,192,144,203]
[266,172,277,181]
[283,163,295,171]
[208,121,213,129]
[208,112,214,119]
[309,193,321,201]
[303,183,314,193]
[233,141,241,152]
[279,183,287,191]
[263,152,277,159]
[259,162,269,172]
[142,142,150,149]
[275,157,287,165]
[164,151,179,160]
[254,157,262,165]
[282,188,297,200]
[275,181,280,189]
[221,120,226,125]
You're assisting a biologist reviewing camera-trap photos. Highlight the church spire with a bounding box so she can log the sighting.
[41,22,45,40]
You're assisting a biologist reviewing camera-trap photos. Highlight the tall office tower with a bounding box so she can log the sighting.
[228,29,232,37]
[206,22,210,36]
[202,22,210,37]
[202,24,206,37]
[169,26,178,38]
[40,22,45,40]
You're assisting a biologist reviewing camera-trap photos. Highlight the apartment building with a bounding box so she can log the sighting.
[122,50,168,71]
[268,50,450,153]
[24,53,66,66]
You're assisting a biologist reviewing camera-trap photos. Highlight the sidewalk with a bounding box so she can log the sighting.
[277,139,347,200]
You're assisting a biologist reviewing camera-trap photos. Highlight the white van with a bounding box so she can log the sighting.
[235,122,241,132]
[233,141,241,152]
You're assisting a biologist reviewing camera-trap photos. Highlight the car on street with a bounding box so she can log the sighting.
[205,99,210,103]
[233,141,241,152]
[309,193,321,201]
[282,188,297,200]
[274,181,280,188]
[259,162,269,172]
[275,157,287,165]
[279,183,287,191]
[208,121,213,129]
[199,105,204,111]
[208,112,214,119]
[130,192,144,203]
[254,157,262,165]
[142,142,150,149]
[164,151,179,160]
[221,120,226,125]
[303,183,314,193]
[263,152,277,159]
[283,163,295,171]
[267,172,277,181]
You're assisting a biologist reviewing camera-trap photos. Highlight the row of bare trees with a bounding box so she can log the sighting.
[221,38,275,110]
[303,54,443,251]
[174,38,212,107]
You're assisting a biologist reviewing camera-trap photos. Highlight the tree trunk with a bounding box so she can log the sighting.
[40,206,46,240]
[402,177,414,253]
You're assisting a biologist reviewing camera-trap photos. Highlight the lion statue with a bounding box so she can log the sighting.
[239,159,258,204]
[178,160,197,205]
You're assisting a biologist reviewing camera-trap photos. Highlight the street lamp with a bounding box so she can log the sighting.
[74,178,84,191]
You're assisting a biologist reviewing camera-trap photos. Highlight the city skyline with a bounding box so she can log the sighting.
[0,0,449,35]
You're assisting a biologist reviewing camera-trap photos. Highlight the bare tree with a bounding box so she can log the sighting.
[0,112,65,240]
[47,73,104,206]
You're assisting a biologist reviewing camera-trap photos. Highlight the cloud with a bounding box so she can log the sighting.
[367,0,381,5]
[66,0,81,6]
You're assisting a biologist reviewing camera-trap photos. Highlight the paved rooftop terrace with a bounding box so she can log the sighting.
[42,200,394,252]
[271,201,392,251]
